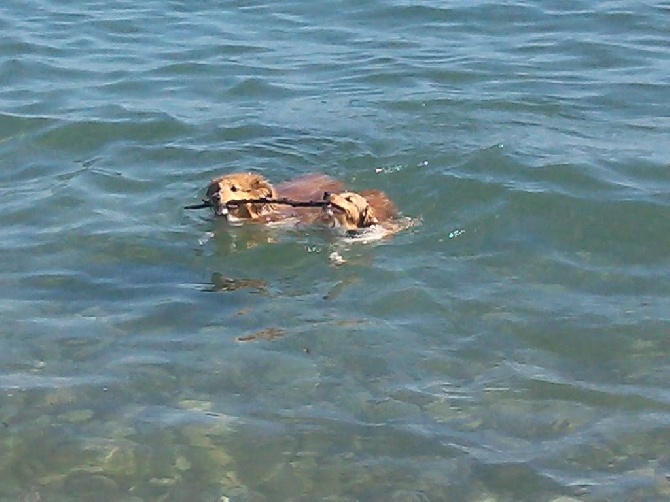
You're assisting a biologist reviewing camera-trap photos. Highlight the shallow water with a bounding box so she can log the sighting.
[1,0,670,500]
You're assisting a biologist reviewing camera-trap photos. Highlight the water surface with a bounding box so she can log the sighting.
[1,0,669,500]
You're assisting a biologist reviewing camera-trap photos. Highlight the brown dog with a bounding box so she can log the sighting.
[322,190,400,235]
[205,172,344,223]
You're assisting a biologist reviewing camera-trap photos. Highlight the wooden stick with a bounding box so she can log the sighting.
[185,197,329,210]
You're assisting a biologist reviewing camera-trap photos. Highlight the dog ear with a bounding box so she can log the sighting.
[251,177,276,199]
[206,181,220,200]
[358,205,378,228]
[245,175,276,219]
[360,190,397,221]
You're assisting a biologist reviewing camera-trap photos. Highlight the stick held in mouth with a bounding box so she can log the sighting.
[184,197,328,210]
[184,200,213,210]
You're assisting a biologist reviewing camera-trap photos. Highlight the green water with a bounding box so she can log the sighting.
[1,0,669,500]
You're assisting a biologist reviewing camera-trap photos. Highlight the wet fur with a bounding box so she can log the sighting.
[323,190,403,237]
[206,172,344,223]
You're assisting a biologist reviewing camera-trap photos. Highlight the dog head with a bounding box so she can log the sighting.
[323,191,378,232]
[205,172,277,221]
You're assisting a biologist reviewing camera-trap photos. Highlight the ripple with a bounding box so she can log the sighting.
[1,0,669,499]
[0,372,110,391]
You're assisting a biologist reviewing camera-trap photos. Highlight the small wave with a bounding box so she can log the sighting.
[0,373,110,391]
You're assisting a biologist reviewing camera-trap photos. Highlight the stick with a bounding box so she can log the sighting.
[184,197,329,210]
[184,200,212,210]
[227,197,329,208]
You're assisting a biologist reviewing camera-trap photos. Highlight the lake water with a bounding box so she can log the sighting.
[1,1,669,500]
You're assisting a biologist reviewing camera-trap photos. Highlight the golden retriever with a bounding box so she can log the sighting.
[205,172,344,223]
[322,189,410,239]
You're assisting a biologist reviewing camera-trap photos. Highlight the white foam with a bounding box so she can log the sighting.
[344,224,388,243]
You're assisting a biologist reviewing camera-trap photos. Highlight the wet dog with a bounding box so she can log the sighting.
[205,172,344,224]
[322,189,409,239]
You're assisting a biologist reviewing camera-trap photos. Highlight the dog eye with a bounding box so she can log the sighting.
[230,185,238,192]
[345,196,353,203]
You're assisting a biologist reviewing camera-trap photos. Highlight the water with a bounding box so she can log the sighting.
[1,0,669,500]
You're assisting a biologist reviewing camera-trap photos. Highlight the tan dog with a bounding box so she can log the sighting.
[205,172,344,223]
[205,172,276,220]
[322,190,401,235]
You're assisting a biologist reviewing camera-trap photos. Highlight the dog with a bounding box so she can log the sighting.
[321,189,408,239]
[205,172,344,223]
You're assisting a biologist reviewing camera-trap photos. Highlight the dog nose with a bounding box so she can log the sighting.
[322,191,330,200]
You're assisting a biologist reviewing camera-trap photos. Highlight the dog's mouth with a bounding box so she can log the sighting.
[323,202,363,235]
[208,193,240,219]
[325,202,347,216]
[323,201,347,226]
[212,199,257,221]
[212,204,229,217]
